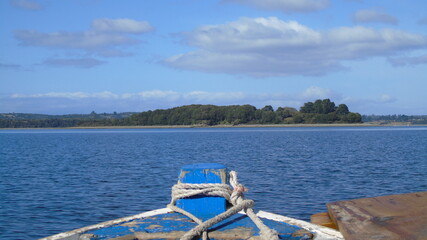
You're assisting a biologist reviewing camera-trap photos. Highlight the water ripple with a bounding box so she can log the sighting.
[0,127,426,239]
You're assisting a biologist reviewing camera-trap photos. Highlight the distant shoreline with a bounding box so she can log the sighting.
[1,122,425,130]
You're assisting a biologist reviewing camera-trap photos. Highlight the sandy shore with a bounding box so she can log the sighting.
[2,122,424,130]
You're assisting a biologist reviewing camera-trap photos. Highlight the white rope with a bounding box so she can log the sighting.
[171,183,232,205]
[229,171,279,240]
[168,170,279,240]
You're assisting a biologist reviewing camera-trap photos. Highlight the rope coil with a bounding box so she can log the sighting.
[167,171,279,240]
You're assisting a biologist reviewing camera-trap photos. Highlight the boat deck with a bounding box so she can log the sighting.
[87,212,313,239]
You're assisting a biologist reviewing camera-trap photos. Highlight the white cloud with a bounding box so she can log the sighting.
[301,86,340,100]
[136,90,181,101]
[342,94,404,115]
[10,0,43,11]
[353,9,398,25]
[184,91,247,102]
[11,92,95,99]
[224,0,329,13]
[185,18,322,52]
[43,58,107,68]
[15,30,136,49]
[91,19,154,34]
[388,54,427,67]
[379,94,397,103]
[8,89,427,115]
[164,17,427,77]
[14,18,153,57]
[3,88,343,114]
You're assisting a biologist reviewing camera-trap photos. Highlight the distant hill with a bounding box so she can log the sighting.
[0,112,136,120]
[362,114,427,125]
[120,100,362,127]
[10,99,420,128]
[3,105,426,129]
[0,112,137,128]
[0,100,364,128]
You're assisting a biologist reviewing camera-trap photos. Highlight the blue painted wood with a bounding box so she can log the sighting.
[52,163,314,239]
[87,212,309,239]
[176,163,228,221]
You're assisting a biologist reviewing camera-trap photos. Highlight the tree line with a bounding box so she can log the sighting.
[0,112,134,120]
[119,99,362,126]
[0,99,363,128]
[362,114,427,124]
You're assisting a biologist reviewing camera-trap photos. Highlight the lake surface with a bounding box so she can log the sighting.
[1,126,426,239]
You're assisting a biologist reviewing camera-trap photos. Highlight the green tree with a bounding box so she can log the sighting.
[277,107,297,119]
[344,113,362,123]
[336,104,350,115]
[261,105,274,112]
[292,113,304,123]
[313,99,335,114]
[300,102,314,113]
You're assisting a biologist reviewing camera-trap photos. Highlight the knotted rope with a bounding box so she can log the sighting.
[167,171,279,240]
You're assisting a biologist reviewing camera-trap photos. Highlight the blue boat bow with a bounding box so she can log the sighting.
[41,163,343,240]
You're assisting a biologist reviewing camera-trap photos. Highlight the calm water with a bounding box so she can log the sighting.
[1,127,426,239]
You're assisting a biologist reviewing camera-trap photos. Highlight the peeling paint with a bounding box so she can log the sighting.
[40,208,344,240]
[178,170,190,183]
[146,224,162,229]
[132,227,254,239]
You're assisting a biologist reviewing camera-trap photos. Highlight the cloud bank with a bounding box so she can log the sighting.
[164,17,427,77]
[388,54,427,67]
[1,88,406,115]
[1,88,334,114]
[10,0,43,11]
[353,9,398,25]
[14,18,154,67]
[224,0,330,13]
[91,18,153,34]
[42,58,107,68]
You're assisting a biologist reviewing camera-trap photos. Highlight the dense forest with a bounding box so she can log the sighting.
[120,99,361,126]
[0,99,367,128]
[0,112,135,128]
[0,111,135,120]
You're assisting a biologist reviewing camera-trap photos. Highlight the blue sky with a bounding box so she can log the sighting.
[1,0,426,115]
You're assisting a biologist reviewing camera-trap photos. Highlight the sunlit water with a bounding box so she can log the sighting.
[1,127,426,239]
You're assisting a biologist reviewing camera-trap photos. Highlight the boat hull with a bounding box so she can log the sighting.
[40,208,343,240]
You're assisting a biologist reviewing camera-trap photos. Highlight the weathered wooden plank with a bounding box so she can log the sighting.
[327,191,427,240]
[310,212,338,230]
